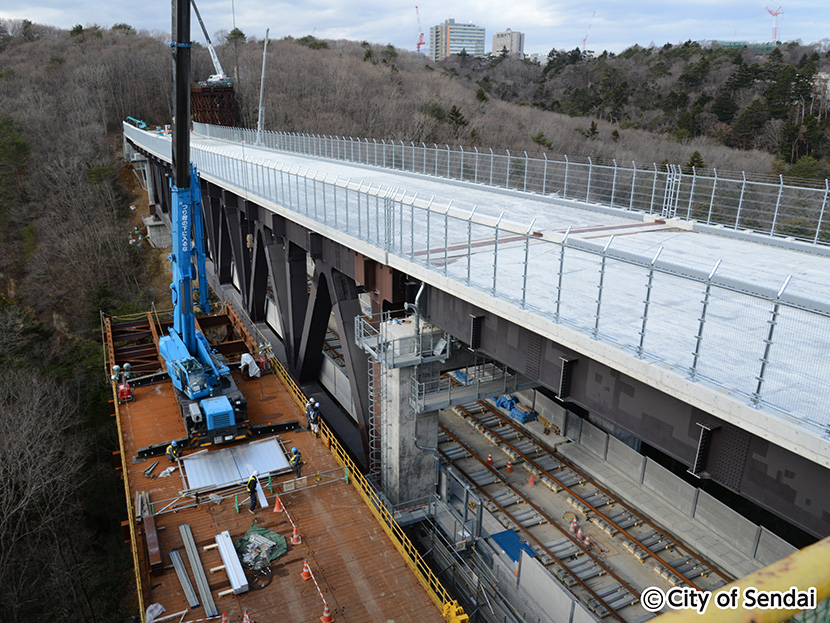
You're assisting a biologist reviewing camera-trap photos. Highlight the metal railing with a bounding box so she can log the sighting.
[195,122,830,247]
[124,123,830,440]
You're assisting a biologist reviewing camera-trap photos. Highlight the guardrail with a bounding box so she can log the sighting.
[194,122,830,247]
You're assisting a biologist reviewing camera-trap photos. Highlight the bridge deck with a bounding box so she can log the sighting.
[117,361,443,623]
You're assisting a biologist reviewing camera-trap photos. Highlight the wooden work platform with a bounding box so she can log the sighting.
[120,370,444,623]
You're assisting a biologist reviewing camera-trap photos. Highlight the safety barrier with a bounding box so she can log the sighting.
[110,380,147,623]
[267,352,467,622]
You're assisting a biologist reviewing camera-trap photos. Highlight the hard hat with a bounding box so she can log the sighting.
[314,400,319,406]
[171,440,177,447]
[252,470,259,477]
[291,447,298,453]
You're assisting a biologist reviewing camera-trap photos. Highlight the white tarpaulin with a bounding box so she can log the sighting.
[183,438,291,508]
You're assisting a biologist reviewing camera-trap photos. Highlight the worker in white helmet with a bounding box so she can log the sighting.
[308,400,320,438]
[304,398,314,431]
[246,470,260,514]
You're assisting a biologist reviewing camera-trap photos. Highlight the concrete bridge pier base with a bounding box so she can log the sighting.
[382,364,439,507]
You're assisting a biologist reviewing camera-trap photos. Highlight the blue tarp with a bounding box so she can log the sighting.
[495,394,516,410]
[490,529,536,563]
[509,406,537,423]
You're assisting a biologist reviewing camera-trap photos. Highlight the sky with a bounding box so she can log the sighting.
[1,0,828,56]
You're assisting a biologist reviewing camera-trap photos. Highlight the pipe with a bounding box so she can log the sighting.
[404,281,425,337]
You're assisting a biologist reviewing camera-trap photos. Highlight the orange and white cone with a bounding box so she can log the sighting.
[505,460,514,473]
[528,473,535,487]
[584,535,592,549]
[576,527,583,542]
[242,609,252,623]
[273,495,284,513]
[570,519,578,535]
[221,614,229,623]
[320,602,335,623]
[301,559,313,581]
[486,453,494,465]
[291,524,302,545]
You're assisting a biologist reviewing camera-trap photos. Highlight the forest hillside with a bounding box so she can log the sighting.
[0,17,828,621]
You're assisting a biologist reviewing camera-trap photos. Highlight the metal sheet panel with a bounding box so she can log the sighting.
[183,437,291,491]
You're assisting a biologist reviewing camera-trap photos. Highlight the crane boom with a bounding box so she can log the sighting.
[415,5,425,53]
[190,0,229,83]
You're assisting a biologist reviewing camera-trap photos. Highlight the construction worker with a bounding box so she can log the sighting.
[289,447,303,478]
[166,439,181,462]
[308,400,320,438]
[304,398,314,431]
[246,470,260,514]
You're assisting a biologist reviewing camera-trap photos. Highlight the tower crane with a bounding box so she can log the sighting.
[764,5,783,42]
[191,0,232,85]
[415,5,426,54]
[582,10,596,54]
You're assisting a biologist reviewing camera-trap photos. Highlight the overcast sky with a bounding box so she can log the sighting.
[2,1,828,56]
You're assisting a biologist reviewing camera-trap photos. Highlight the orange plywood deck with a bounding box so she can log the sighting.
[120,371,444,623]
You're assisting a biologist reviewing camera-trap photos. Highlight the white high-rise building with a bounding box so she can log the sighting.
[429,18,486,62]
[492,28,525,57]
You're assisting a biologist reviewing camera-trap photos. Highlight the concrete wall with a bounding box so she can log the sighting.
[518,550,596,623]
[642,458,697,517]
[318,356,358,422]
[569,413,797,565]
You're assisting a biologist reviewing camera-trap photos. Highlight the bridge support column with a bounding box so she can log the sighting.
[381,364,438,506]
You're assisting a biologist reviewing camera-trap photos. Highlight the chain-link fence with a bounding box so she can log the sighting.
[125,123,830,440]
[195,123,830,246]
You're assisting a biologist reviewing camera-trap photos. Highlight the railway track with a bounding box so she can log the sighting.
[438,394,732,620]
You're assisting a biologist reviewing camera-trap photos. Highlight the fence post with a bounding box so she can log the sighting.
[555,226,572,321]
[690,259,721,381]
[815,179,829,244]
[611,159,618,209]
[708,168,718,225]
[521,219,536,309]
[770,174,784,236]
[474,147,479,184]
[422,142,427,174]
[401,140,405,170]
[467,206,476,286]
[592,236,615,339]
[735,171,747,229]
[637,247,663,358]
[492,212,505,295]
[751,275,792,407]
[523,151,528,192]
[434,144,438,177]
[506,149,511,190]
[586,157,593,202]
[686,166,698,219]
[489,148,494,186]
[564,154,569,199]
[446,144,451,178]
[649,163,659,214]
[443,203,451,276]
[460,146,465,181]
[542,153,548,195]
[410,142,415,173]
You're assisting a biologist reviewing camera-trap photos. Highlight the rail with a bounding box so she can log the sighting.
[266,351,467,622]
[194,122,830,247]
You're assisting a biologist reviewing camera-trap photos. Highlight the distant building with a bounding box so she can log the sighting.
[429,18,486,61]
[492,28,525,57]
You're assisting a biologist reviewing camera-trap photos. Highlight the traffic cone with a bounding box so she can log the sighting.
[221,614,229,623]
[242,609,251,623]
[273,495,284,513]
[301,559,312,581]
[584,535,592,549]
[291,524,302,545]
[570,519,578,535]
[528,473,535,487]
[320,602,335,623]
[486,453,494,465]
[576,527,583,542]
[505,460,514,473]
